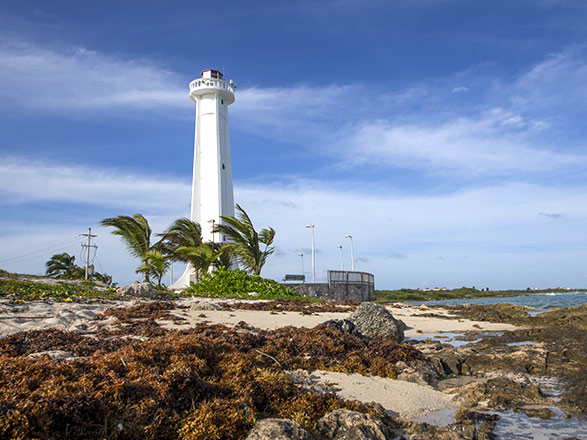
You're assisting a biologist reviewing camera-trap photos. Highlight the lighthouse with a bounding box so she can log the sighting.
[171,69,236,289]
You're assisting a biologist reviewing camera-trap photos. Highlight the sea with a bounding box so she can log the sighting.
[406,291,587,312]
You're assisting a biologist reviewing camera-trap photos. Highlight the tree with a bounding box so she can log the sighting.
[92,271,114,286]
[100,214,155,283]
[45,253,84,279]
[158,218,203,261]
[174,241,232,280]
[136,250,170,287]
[213,204,275,275]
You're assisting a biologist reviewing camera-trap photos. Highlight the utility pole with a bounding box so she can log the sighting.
[80,228,97,280]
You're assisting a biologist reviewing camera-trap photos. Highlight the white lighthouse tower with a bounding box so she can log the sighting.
[170,69,236,289]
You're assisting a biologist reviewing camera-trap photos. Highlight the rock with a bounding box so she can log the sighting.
[524,407,554,419]
[322,319,363,337]
[316,409,395,440]
[190,302,224,311]
[395,359,442,386]
[117,282,155,298]
[245,418,314,440]
[27,350,73,360]
[349,303,405,342]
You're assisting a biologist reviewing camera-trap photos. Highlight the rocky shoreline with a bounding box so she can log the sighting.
[0,298,585,439]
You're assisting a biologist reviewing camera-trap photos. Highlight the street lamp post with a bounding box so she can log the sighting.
[298,253,304,278]
[337,245,344,271]
[306,224,315,283]
[345,234,355,272]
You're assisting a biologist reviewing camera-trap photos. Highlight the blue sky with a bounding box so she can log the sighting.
[1,0,586,289]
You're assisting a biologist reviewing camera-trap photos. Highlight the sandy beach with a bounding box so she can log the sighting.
[0,297,516,338]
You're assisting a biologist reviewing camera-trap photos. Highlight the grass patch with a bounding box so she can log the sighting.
[182,268,307,301]
[0,278,120,301]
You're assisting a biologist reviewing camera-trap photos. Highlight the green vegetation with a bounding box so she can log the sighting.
[100,213,155,283]
[44,253,114,285]
[136,249,170,287]
[102,205,277,287]
[45,252,84,279]
[183,268,303,300]
[0,278,118,301]
[213,204,275,276]
[375,286,587,302]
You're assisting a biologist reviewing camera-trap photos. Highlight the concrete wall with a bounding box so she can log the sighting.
[286,282,374,302]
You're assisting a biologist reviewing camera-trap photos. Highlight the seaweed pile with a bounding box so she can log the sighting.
[0,302,424,439]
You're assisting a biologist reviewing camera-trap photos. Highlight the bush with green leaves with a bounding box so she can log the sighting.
[183,268,303,300]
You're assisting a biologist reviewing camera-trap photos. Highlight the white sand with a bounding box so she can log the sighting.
[305,370,457,419]
[0,297,517,337]
[160,299,517,335]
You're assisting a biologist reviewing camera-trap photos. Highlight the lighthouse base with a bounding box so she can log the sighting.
[169,264,197,291]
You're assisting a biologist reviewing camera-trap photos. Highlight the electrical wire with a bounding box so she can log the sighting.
[0,236,81,265]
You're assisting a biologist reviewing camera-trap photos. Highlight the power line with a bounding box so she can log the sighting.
[80,228,97,280]
[0,236,80,265]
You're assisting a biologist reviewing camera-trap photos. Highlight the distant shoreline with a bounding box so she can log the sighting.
[375,287,587,302]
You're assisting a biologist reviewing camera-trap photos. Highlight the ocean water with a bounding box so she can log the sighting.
[406,291,587,311]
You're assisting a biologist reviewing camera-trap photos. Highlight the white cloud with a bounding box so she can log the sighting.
[0,40,186,112]
[341,109,584,174]
[451,86,469,93]
[0,158,190,214]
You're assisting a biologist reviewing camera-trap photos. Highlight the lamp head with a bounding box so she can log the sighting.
[345,234,352,239]
[306,224,314,228]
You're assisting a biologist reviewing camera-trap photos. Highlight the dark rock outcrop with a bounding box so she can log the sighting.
[322,319,363,337]
[315,409,396,440]
[245,418,314,440]
[349,303,405,342]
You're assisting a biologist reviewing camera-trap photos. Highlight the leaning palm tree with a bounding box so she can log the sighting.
[157,218,203,261]
[100,214,154,283]
[213,204,275,275]
[45,253,85,279]
[136,250,170,287]
[175,242,222,279]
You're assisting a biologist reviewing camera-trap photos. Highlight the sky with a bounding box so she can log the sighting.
[0,0,586,290]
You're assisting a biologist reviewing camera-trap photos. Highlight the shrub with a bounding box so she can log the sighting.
[0,278,118,301]
[183,268,303,300]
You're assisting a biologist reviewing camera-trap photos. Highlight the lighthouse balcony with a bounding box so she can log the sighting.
[189,77,235,104]
[190,78,235,93]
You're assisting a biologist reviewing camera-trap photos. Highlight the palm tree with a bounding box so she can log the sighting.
[100,214,155,283]
[175,242,220,278]
[213,204,276,275]
[158,218,203,260]
[92,271,114,286]
[45,253,85,279]
[136,250,170,287]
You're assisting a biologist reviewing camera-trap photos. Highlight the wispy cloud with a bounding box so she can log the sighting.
[0,40,186,113]
[386,252,407,260]
[342,108,584,174]
[539,212,565,219]
[0,158,190,213]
